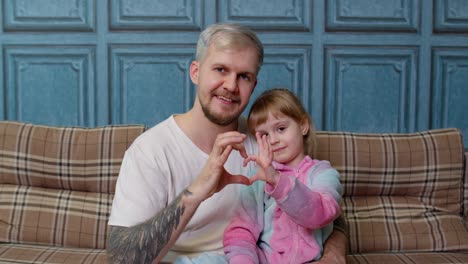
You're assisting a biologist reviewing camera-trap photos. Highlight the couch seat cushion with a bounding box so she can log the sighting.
[0,185,112,249]
[348,252,468,264]
[315,129,468,253]
[344,196,468,253]
[0,243,107,264]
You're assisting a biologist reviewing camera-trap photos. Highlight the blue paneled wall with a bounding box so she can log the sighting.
[1,0,467,146]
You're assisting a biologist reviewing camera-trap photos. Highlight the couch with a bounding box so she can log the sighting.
[314,129,468,263]
[1,121,467,263]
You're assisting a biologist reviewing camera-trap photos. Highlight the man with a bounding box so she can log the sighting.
[107,23,346,264]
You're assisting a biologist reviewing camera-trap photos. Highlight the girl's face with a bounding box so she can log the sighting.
[254,112,309,168]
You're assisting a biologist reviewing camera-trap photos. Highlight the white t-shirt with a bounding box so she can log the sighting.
[108,115,257,262]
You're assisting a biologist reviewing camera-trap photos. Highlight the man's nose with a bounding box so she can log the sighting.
[223,74,238,92]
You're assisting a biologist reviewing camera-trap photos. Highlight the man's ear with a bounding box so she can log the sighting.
[189,61,199,85]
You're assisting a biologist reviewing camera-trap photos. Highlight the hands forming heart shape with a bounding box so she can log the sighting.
[243,132,280,186]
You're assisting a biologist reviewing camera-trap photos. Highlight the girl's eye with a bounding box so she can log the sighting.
[278,127,286,132]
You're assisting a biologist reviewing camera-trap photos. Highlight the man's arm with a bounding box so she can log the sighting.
[108,189,198,264]
[107,131,250,264]
[315,216,348,264]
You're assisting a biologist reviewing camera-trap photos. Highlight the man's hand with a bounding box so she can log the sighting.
[189,131,251,201]
[315,229,348,264]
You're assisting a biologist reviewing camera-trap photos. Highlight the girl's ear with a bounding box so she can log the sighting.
[301,117,309,135]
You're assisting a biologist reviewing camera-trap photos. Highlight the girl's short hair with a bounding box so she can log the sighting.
[196,23,264,74]
[247,88,317,156]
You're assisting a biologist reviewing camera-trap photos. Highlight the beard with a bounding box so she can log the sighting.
[199,96,242,126]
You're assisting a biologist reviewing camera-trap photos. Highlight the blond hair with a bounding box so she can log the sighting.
[196,23,264,73]
[247,88,317,156]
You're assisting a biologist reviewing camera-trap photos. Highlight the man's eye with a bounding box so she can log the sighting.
[215,67,224,72]
[239,74,250,81]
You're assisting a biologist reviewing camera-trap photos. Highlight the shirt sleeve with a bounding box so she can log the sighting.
[108,143,169,227]
[266,160,343,229]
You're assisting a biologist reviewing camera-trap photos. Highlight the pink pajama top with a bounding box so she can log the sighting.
[223,156,343,264]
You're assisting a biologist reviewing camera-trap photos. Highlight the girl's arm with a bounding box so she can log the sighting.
[267,161,342,229]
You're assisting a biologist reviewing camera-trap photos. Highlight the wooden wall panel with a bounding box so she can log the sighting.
[246,45,312,116]
[325,47,417,132]
[0,0,467,146]
[4,46,95,126]
[109,0,202,30]
[326,0,419,32]
[434,0,468,32]
[110,46,195,125]
[218,0,312,31]
[3,0,95,31]
[432,48,468,138]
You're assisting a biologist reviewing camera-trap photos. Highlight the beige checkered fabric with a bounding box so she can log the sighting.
[0,121,144,193]
[0,121,144,252]
[0,243,107,264]
[315,128,468,253]
[464,151,468,230]
[348,252,468,264]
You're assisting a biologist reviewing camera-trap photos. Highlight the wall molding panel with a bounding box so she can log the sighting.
[245,45,312,116]
[432,48,468,137]
[1,1,467,146]
[326,0,419,32]
[434,0,468,33]
[109,0,202,30]
[218,0,312,31]
[325,47,417,132]
[4,46,95,126]
[110,46,195,125]
[3,0,95,31]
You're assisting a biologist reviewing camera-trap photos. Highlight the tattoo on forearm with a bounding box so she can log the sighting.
[108,189,193,264]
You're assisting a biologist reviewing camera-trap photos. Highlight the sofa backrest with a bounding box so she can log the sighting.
[0,121,145,249]
[465,151,468,230]
[315,128,468,253]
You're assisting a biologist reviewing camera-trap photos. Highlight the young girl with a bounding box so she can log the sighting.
[223,88,343,264]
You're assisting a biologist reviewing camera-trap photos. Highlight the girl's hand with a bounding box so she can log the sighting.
[243,132,280,185]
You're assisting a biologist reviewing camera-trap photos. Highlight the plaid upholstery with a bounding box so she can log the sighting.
[0,121,145,193]
[0,243,107,264]
[315,129,468,254]
[348,252,468,264]
[464,151,468,230]
[0,121,144,250]
[0,184,112,249]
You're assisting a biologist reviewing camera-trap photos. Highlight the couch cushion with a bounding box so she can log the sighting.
[0,121,145,249]
[348,252,468,264]
[464,151,468,230]
[315,129,468,253]
[0,184,112,249]
[0,243,107,264]
[0,121,145,193]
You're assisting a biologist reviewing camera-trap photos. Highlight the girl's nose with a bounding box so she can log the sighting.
[268,133,279,145]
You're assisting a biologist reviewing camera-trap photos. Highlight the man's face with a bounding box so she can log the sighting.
[190,45,259,126]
